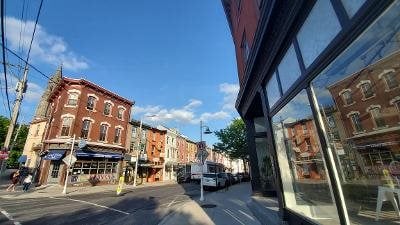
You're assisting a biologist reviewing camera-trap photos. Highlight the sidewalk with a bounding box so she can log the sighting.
[0,180,177,199]
[159,182,262,225]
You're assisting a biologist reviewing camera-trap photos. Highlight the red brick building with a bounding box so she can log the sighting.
[286,119,323,179]
[177,135,187,164]
[328,52,400,178]
[39,77,133,186]
[144,126,166,182]
[222,0,261,84]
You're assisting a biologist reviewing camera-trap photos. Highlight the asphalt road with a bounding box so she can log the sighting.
[0,183,200,225]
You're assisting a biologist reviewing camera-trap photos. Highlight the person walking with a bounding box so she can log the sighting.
[22,173,33,192]
[6,170,20,192]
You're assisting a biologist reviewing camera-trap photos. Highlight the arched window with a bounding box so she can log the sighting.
[99,124,108,141]
[61,117,73,136]
[81,120,91,139]
[67,93,79,106]
[104,103,112,115]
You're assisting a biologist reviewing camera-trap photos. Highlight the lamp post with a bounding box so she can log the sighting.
[133,115,156,187]
[62,134,76,195]
[199,120,212,202]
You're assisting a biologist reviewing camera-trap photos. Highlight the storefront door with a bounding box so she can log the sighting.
[48,161,61,183]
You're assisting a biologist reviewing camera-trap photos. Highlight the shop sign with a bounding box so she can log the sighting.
[63,154,77,167]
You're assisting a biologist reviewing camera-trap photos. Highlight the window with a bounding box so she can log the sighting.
[341,90,353,105]
[81,120,91,139]
[394,100,400,112]
[310,3,400,223]
[349,113,363,133]
[104,103,111,115]
[87,96,96,110]
[369,107,386,128]
[383,72,399,90]
[35,124,40,137]
[61,117,73,136]
[114,128,121,143]
[278,45,301,93]
[67,93,79,106]
[341,0,365,18]
[297,0,341,67]
[266,72,281,108]
[241,32,250,63]
[117,108,124,119]
[99,124,108,141]
[302,124,307,134]
[360,82,374,98]
[305,138,312,151]
[271,90,339,224]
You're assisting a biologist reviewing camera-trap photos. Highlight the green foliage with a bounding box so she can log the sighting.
[214,118,249,161]
[0,115,30,167]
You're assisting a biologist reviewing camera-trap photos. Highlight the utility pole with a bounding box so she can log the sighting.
[0,67,28,174]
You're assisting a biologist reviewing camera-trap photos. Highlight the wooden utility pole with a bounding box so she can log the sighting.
[0,67,28,174]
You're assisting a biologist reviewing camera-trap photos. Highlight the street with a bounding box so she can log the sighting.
[0,183,199,225]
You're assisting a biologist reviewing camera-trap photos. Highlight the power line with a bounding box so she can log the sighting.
[24,0,43,67]
[1,0,11,118]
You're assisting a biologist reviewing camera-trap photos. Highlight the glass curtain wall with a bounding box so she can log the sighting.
[272,90,340,225]
[310,2,400,224]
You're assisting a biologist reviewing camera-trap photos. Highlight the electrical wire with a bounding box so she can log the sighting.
[1,0,11,118]
[24,0,43,68]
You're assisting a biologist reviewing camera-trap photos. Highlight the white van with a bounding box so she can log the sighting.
[202,173,227,190]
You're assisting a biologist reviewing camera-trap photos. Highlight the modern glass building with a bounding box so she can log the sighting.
[222,0,400,224]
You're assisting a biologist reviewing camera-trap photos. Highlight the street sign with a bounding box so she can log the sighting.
[63,154,77,167]
[197,141,206,150]
[196,149,209,165]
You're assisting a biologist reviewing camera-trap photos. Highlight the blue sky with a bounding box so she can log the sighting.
[2,0,239,145]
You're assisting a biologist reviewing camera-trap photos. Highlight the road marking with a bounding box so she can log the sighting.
[238,209,255,221]
[1,209,22,225]
[223,209,245,225]
[49,197,130,215]
[167,196,179,207]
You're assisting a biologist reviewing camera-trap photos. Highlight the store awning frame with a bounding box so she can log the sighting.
[43,150,66,161]
[76,149,123,159]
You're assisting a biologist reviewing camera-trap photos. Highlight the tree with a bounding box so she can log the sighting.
[0,115,29,168]
[214,118,249,173]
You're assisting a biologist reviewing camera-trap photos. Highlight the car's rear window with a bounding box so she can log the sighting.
[203,174,216,178]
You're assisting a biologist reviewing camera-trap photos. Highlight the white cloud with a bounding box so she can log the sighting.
[0,74,44,103]
[133,99,229,125]
[183,99,202,110]
[219,83,239,111]
[5,16,88,71]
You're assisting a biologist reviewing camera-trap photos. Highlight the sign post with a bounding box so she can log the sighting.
[62,135,76,195]
[116,175,124,195]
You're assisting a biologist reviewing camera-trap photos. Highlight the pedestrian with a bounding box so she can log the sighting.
[6,170,20,192]
[23,173,33,192]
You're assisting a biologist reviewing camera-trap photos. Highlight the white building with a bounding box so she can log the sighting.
[158,125,179,181]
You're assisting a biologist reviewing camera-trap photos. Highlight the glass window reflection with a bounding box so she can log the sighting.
[272,90,340,225]
[310,2,400,223]
[341,0,365,18]
[266,72,281,108]
[297,0,341,68]
[278,45,301,93]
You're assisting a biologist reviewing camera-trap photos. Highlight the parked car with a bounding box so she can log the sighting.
[202,173,227,190]
[232,173,240,183]
[236,172,250,182]
[226,172,236,185]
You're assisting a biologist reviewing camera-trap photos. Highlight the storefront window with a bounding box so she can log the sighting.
[310,2,400,223]
[341,0,365,18]
[272,90,340,225]
[266,72,281,108]
[255,138,274,194]
[254,117,267,133]
[297,0,341,68]
[72,159,119,183]
[278,44,301,93]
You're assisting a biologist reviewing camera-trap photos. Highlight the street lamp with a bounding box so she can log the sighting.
[199,120,212,202]
[133,115,157,187]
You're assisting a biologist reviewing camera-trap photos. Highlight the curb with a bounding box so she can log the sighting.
[246,196,280,225]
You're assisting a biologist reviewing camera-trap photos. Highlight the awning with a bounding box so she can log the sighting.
[43,150,66,160]
[76,149,123,159]
[18,155,27,163]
